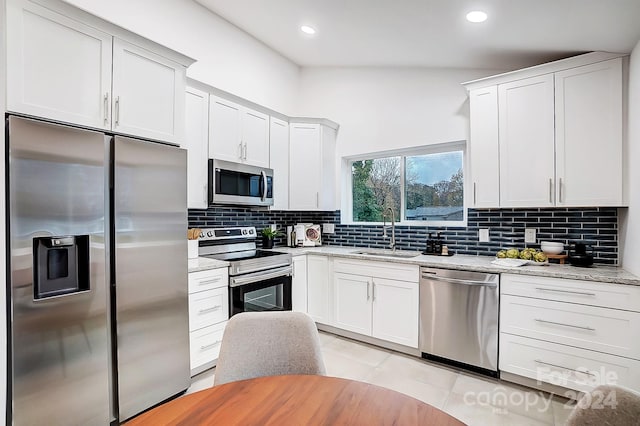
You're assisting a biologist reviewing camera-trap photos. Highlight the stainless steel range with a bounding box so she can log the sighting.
[199,227,292,316]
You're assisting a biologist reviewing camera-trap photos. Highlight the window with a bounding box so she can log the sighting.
[348,145,465,226]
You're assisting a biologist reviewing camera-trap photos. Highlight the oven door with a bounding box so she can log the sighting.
[230,266,292,316]
[209,159,273,206]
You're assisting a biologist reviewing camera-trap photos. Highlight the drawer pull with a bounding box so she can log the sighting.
[535,287,596,297]
[198,306,222,314]
[200,340,222,351]
[534,359,595,376]
[198,277,222,286]
[534,318,595,331]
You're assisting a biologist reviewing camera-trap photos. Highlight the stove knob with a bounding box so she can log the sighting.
[207,231,214,238]
[242,229,247,235]
[249,229,254,235]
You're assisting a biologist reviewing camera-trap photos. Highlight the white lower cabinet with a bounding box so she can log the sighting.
[334,273,372,335]
[500,273,640,393]
[291,255,308,313]
[188,267,229,376]
[306,255,332,324]
[333,259,419,348]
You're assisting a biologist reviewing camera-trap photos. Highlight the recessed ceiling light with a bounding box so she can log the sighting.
[466,11,488,23]
[301,25,316,35]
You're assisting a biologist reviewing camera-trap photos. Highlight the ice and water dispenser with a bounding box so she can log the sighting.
[32,235,90,299]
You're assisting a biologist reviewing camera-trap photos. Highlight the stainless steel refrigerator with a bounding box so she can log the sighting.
[7,115,191,425]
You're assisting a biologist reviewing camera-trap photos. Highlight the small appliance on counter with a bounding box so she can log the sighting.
[293,223,322,247]
[424,232,454,256]
[568,242,594,267]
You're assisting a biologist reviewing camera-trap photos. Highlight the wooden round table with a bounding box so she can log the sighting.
[126,374,465,425]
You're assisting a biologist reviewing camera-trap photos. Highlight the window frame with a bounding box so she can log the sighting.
[342,141,467,227]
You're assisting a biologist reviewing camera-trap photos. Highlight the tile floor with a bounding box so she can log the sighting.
[188,332,576,426]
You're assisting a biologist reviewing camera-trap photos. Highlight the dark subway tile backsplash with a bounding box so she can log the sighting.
[188,207,619,265]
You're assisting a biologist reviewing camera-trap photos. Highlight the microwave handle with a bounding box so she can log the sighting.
[260,170,267,202]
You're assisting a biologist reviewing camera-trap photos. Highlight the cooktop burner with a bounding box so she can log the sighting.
[203,250,286,262]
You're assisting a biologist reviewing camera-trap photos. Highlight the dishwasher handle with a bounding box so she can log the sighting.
[421,273,498,288]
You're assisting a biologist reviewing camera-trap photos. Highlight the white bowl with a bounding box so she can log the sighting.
[541,241,564,255]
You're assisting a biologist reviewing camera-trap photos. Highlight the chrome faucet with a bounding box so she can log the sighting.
[382,207,396,252]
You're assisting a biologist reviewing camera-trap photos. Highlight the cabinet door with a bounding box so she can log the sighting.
[306,256,331,324]
[112,38,185,144]
[242,108,270,167]
[291,256,308,313]
[334,273,372,336]
[371,278,419,348]
[209,96,243,162]
[469,86,500,207]
[6,0,112,129]
[185,87,209,209]
[499,74,555,207]
[289,124,322,210]
[555,58,624,206]
[269,117,290,210]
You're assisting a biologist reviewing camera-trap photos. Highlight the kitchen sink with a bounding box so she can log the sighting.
[351,249,422,259]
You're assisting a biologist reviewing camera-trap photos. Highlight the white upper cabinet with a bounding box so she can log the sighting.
[208,95,269,168]
[498,74,556,207]
[184,87,210,209]
[6,0,192,143]
[289,121,337,211]
[6,0,113,129]
[242,109,270,168]
[554,58,624,206]
[469,86,500,207]
[269,117,290,210]
[464,52,627,208]
[208,96,242,162]
[112,38,185,144]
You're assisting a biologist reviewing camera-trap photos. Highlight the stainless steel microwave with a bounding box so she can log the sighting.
[208,159,274,207]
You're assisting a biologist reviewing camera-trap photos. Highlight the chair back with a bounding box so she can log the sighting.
[567,385,640,426]
[213,311,326,386]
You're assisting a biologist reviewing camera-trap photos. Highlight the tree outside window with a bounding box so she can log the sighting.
[351,149,464,224]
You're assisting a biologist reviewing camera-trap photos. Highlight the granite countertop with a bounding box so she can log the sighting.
[266,245,640,286]
[188,256,229,273]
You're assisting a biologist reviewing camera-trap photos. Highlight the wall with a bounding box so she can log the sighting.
[188,207,619,264]
[622,39,640,275]
[296,67,504,157]
[63,0,300,114]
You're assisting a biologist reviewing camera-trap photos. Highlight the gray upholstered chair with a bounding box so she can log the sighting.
[213,311,326,386]
[567,385,640,426]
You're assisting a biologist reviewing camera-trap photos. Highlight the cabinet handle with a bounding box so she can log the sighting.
[316,192,319,208]
[238,142,243,159]
[372,281,376,302]
[473,182,477,205]
[534,359,595,376]
[203,184,208,205]
[559,178,563,203]
[366,281,370,300]
[103,93,109,125]
[534,287,596,297]
[115,96,120,126]
[243,143,248,160]
[200,340,222,351]
[534,318,595,331]
[198,305,222,314]
[198,277,222,286]
[548,178,553,203]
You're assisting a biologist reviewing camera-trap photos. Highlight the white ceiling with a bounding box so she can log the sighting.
[195,0,640,70]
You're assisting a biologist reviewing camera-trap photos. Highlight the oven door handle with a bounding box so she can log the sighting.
[230,265,293,287]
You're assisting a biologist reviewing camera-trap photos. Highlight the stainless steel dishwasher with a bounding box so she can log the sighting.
[419,267,499,377]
